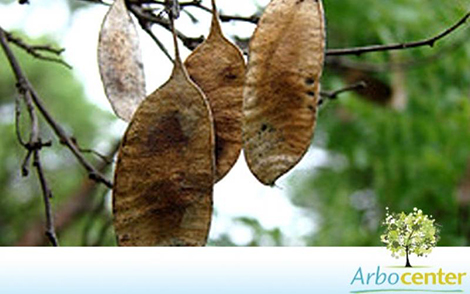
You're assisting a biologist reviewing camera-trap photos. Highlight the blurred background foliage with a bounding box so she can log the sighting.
[0,34,118,245]
[1,0,470,246]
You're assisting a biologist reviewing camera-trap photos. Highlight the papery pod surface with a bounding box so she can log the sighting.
[243,0,326,185]
[185,0,246,182]
[113,27,215,246]
[98,0,146,121]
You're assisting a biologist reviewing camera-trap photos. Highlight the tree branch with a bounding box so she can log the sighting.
[0,27,113,189]
[80,1,469,57]
[326,12,470,56]
[128,3,204,50]
[318,81,367,106]
[16,142,119,246]
[173,0,260,24]
[1,28,60,246]
[5,31,71,68]
[33,150,59,246]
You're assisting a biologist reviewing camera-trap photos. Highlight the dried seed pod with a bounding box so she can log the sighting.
[243,0,326,185]
[98,0,146,122]
[184,0,246,182]
[113,22,215,246]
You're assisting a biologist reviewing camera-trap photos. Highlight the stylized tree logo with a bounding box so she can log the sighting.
[381,208,440,268]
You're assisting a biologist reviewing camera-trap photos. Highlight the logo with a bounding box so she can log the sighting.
[381,208,439,268]
[349,208,467,293]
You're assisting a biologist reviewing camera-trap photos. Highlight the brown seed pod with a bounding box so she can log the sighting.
[184,0,246,182]
[112,21,215,246]
[243,0,326,185]
[98,0,146,122]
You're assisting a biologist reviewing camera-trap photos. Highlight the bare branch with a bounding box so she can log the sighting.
[142,25,174,62]
[16,142,119,246]
[33,150,59,246]
[80,1,467,57]
[30,89,113,188]
[219,14,259,24]
[78,146,115,165]
[175,0,260,24]
[326,35,467,73]
[128,4,204,50]
[0,28,60,245]
[5,31,72,68]
[131,5,174,62]
[0,27,113,189]
[326,12,470,56]
[319,82,367,106]
[164,0,181,19]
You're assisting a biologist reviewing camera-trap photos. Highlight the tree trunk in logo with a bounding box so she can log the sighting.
[405,246,412,268]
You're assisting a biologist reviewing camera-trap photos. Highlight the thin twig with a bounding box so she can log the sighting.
[164,0,180,19]
[33,150,59,246]
[326,35,467,73]
[175,0,260,23]
[0,28,60,246]
[326,12,470,56]
[319,82,367,106]
[0,26,113,189]
[133,9,174,63]
[30,87,113,188]
[6,31,72,69]
[145,26,174,62]
[77,0,109,5]
[14,95,27,148]
[128,3,204,50]
[16,142,120,246]
[79,147,115,165]
[24,88,58,245]
[83,0,468,57]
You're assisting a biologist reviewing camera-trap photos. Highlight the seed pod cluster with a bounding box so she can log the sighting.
[243,0,326,185]
[111,0,326,246]
[184,0,246,182]
[98,0,146,122]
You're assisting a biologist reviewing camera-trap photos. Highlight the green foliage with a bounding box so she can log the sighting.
[288,0,470,247]
[381,208,439,262]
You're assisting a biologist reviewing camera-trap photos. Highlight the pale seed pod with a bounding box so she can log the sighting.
[184,0,246,182]
[113,21,215,246]
[98,0,146,122]
[243,0,326,185]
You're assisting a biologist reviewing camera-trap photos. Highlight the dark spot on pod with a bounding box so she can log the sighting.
[305,78,315,85]
[225,73,238,80]
[216,137,226,159]
[146,111,189,154]
[222,66,239,81]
